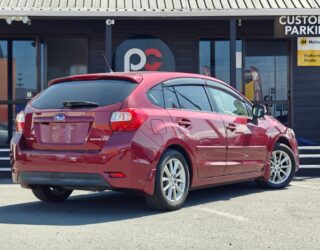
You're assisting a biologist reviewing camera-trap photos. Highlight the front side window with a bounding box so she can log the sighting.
[174,85,211,112]
[208,88,248,116]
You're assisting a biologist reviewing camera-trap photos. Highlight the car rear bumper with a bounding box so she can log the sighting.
[17,171,110,191]
[11,133,157,195]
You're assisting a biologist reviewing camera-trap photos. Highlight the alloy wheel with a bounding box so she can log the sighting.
[161,158,186,203]
[269,150,292,184]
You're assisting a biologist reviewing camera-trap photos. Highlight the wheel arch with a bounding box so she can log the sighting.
[276,136,292,149]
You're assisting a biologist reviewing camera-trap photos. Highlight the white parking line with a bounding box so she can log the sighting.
[194,207,248,221]
[0,184,16,187]
[291,183,320,190]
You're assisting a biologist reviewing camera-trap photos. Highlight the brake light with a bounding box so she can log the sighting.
[16,111,25,132]
[110,108,147,132]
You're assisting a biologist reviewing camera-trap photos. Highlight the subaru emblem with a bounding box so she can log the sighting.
[54,113,66,122]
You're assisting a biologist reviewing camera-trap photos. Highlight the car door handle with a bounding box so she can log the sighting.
[178,119,191,128]
[226,123,236,131]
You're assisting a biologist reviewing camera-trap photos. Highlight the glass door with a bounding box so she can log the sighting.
[0,39,38,146]
[13,40,37,113]
[0,41,8,145]
[199,40,242,90]
[244,40,290,125]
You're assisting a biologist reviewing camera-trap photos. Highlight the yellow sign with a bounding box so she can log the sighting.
[245,80,254,101]
[297,37,320,66]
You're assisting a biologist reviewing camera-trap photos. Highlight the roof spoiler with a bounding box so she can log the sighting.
[48,73,143,86]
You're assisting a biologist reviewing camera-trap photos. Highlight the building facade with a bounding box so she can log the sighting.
[1,0,320,170]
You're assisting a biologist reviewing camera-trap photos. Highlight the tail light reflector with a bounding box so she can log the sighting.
[107,172,126,178]
[110,108,147,132]
[16,111,25,132]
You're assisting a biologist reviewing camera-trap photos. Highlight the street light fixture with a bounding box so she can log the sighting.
[4,16,31,25]
[5,17,12,25]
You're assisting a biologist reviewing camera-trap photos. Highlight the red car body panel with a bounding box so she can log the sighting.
[11,72,299,195]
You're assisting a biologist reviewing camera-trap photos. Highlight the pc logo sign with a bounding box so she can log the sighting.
[124,48,163,71]
[115,37,175,72]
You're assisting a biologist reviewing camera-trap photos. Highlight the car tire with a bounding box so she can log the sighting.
[145,149,190,211]
[258,143,296,189]
[31,186,73,202]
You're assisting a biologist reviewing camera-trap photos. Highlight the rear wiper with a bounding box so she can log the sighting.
[62,101,99,108]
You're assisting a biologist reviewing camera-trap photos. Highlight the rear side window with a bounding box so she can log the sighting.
[147,84,164,107]
[174,85,211,112]
[31,80,137,109]
[164,86,180,109]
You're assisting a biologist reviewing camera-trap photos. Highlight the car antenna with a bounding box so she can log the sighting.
[102,53,114,73]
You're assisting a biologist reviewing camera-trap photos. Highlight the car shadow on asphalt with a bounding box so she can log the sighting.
[294,168,320,180]
[0,181,279,226]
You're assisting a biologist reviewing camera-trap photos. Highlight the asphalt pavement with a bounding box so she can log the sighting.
[0,171,319,250]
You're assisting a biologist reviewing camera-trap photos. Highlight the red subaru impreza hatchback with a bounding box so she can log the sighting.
[11,72,299,210]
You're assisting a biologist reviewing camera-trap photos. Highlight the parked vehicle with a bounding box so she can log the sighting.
[11,72,299,210]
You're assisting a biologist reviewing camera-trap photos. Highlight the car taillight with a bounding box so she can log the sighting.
[16,111,25,132]
[110,108,147,132]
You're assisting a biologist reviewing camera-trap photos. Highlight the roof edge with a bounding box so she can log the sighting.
[1,8,320,18]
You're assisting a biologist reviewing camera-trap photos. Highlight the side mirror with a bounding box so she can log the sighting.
[252,104,266,123]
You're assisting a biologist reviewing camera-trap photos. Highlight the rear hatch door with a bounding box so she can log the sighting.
[23,79,137,151]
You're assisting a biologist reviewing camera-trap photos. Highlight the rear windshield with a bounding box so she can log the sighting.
[31,80,137,109]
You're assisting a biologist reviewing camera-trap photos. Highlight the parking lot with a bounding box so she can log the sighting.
[0,172,319,250]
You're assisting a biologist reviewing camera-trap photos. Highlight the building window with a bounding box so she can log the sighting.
[13,41,37,101]
[199,40,242,90]
[244,40,289,125]
[46,38,88,84]
[244,40,288,102]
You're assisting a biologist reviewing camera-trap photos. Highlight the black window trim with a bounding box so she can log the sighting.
[245,102,253,118]
[203,85,217,112]
[163,77,206,87]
